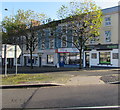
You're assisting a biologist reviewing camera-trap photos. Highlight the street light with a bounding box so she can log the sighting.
[4,8,18,75]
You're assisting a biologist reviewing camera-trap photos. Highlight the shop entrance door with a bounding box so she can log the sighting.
[85,52,90,68]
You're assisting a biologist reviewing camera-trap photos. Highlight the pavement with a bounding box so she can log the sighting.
[1,67,120,89]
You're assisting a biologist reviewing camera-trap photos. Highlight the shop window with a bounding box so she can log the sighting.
[91,53,97,59]
[60,53,80,65]
[105,30,111,42]
[28,59,34,64]
[99,52,111,64]
[28,57,37,64]
[112,53,119,59]
[61,35,67,47]
[104,16,111,26]
[47,55,54,64]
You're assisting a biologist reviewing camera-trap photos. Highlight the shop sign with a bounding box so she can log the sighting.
[107,45,118,49]
[56,48,79,53]
[86,44,118,50]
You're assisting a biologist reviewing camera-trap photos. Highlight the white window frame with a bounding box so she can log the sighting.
[49,37,54,49]
[72,36,77,47]
[104,30,111,43]
[61,35,67,47]
[104,16,111,26]
[47,54,54,64]
[41,38,45,49]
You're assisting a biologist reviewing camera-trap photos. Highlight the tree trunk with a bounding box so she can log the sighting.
[30,49,33,69]
[79,49,82,69]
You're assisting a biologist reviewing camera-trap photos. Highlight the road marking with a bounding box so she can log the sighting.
[61,105,120,109]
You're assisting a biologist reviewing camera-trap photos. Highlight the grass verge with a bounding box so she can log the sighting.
[1,73,72,85]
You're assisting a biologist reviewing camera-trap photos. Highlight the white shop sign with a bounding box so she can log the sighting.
[57,48,79,53]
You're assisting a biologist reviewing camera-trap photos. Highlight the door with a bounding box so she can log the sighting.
[85,52,90,68]
[39,57,41,67]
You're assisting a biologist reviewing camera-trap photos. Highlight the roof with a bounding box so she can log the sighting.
[36,5,120,29]
[102,5,120,14]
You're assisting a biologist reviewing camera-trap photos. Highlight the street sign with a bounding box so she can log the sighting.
[2,44,22,58]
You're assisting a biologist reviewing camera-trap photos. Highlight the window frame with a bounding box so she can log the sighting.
[49,37,54,49]
[104,30,111,43]
[91,53,97,59]
[61,35,67,48]
[104,16,111,26]
[99,52,111,65]
[47,55,54,64]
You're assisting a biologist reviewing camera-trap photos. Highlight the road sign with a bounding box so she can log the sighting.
[2,44,22,58]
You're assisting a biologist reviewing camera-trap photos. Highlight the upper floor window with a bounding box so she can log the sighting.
[90,39,96,44]
[105,30,111,43]
[41,38,45,49]
[104,16,111,26]
[49,37,54,49]
[72,36,77,47]
[62,26,67,33]
[61,35,67,47]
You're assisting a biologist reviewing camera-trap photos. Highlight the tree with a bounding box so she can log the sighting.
[57,0,103,69]
[2,9,47,69]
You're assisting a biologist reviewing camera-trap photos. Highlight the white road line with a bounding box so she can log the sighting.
[60,105,120,109]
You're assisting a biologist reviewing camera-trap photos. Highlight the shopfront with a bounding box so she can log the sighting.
[88,44,119,68]
[56,44,119,68]
[39,49,58,67]
[56,48,81,67]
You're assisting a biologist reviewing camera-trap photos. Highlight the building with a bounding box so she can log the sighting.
[37,5,120,68]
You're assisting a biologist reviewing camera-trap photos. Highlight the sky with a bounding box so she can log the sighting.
[1,0,120,21]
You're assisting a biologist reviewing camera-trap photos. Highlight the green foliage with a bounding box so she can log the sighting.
[2,9,47,44]
[57,0,103,68]
[57,0,103,48]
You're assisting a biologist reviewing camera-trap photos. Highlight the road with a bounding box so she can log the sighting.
[2,84,119,109]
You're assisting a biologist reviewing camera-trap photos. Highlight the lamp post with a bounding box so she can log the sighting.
[4,9,8,76]
[4,8,18,75]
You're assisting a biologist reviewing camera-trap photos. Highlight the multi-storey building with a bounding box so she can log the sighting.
[37,5,120,68]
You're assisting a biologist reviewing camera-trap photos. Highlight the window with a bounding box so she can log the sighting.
[60,53,80,65]
[26,44,29,50]
[105,16,111,26]
[99,52,111,64]
[62,26,67,33]
[61,35,67,47]
[47,55,54,64]
[49,38,54,49]
[112,53,119,59]
[91,53,97,59]
[105,31,111,42]
[72,36,77,47]
[41,38,45,49]
[90,39,95,44]
[28,57,37,64]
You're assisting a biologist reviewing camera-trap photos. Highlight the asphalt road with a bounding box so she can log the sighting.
[2,84,119,109]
